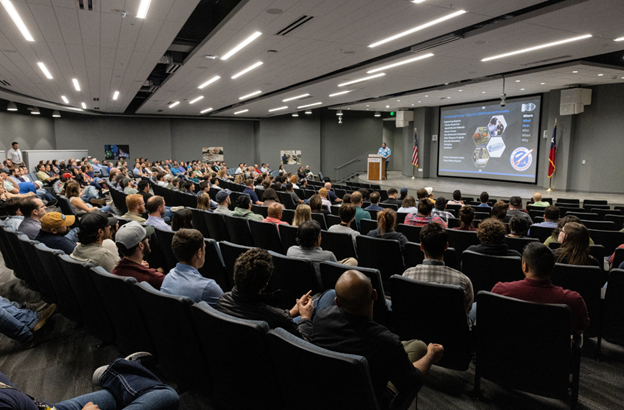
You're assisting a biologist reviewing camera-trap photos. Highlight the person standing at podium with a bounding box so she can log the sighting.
[377,142,391,179]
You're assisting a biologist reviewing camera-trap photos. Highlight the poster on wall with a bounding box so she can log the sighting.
[104,145,130,161]
[202,147,224,162]
[280,150,301,165]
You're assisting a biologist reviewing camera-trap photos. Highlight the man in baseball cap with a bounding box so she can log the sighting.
[34,212,76,255]
[70,211,120,272]
[214,189,232,216]
[112,221,165,289]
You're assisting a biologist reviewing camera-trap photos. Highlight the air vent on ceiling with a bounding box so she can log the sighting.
[76,0,93,11]
[276,15,314,36]
[145,85,160,93]
[159,54,173,65]
[165,63,183,74]
[410,34,463,54]
[0,80,10,87]
[521,55,572,66]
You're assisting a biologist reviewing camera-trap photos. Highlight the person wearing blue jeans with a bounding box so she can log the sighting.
[0,296,56,345]
[0,354,179,410]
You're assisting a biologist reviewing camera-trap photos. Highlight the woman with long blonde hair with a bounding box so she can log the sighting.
[292,204,312,227]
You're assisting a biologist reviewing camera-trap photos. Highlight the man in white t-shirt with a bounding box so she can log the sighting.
[7,142,23,165]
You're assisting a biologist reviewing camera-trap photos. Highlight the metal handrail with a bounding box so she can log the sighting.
[334,156,363,170]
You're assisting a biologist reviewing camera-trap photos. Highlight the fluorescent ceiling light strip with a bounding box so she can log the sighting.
[329,90,352,97]
[200,108,213,114]
[169,101,180,108]
[615,37,624,42]
[81,102,87,109]
[231,62,263,79]
[113,91,119,100]
[239,91,262,100]
[369,10,466,48]
[269,106,288,112]
[61,95,69,104]
[67,107,83,111]
[72,79,80,91]
[0,0,34,41]
[136,0,151,19]
[198,76,220,89]
[297,102,322,109]
[283,93,309,102]
[189,96,204,104]
[37,62,53,79]
[367,53,434,74]
[234,109,249,115]
[481,34,592,61]
[338,73,385,87]
[221,32,262,60]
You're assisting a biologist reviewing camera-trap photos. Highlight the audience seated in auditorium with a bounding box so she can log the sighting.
[431,197,454,224]
[454,206,477,231]
[36,164,58,186]
[404,223,474,313]
[398,196,418,214]
[215,248,327,341]
[123,178,139,195]
[286,183,304,204]
[146,196,171,232]
[311,270,444,409]
[367,208,408,250]
[478,191,491,208]
[232,195,263,221]
[17,197,46,240]
[161,229,223,305]
[3,197,24,230]
[180,181,196,196]
[416,187,434,205]
[531,205,560,230]
[35,212,76,255]
[65,182,115,215]
[447,190,464,206]
[0,296,56,348]
[490,200,508,222]
[554,222,602,270]
[406,200,447,228]
[328,203,360,245]
[113,221,165,290]
[262,188,284,209]
[70,211,120,272]
[467,218,521,257]
[544,215,595,247]
[287,220,357,277]
[491,242,589,335]
[1,170,47,203]
[531,192,550,207]
[351,191,370,231]
[243,178,262,205]
[293,204,312,227]
[505,196,532,225]
[318,188,333,210]
[323,182,340,204]
[196,192,211,211]
[364,191,382,211]
[214,190,233,215]
[123,194,146,223]
[507,215,529,238]
[138,180,152,204]
[309,194,330,218]
[263,203,289,227]
[382,188,402,208]
[171,208,193,231]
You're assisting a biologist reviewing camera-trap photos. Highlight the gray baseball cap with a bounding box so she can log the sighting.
[115,221,155,248]
[215,189,232,203]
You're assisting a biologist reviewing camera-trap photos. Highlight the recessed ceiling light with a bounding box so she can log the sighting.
[113,91,119,100]
[386,105,390,108]
[366,105,369,107]
[297,102,322,109]
[481,34,592,61]
[52,110,60,118]
[516,80,521,82]
[7,101,17,111]
[37,62,53,79]
[458,90,462,92]
[418,101,421,103]
[198,76,220,89]
[269,106,288,112]
[397,100,400,102]
[573,70,578,73]
[425,95,428,97]
[221,32,262,60]
[541,83,545,85]
[305,110,312,114]
[374,111,381,117]
[61,95,69,104]
[239,90,262,100]
[520,88,525,91]
[412,0,425,3]
[598,73,604,76]
[292,112,299,117]
[81,102,87,109]
[482,91,486,93]
[615,37,624,42]
[189,96,204,104]
[200,108,213,114]
[136,0,152,19]
[30,107,40,115]
[411,104,414,106]
[72,79,80,91]
[367,53,434,73]
[368,10,466,48]
[231,62,263,79]
[338,73,385,87]
[283,93,310,102]
[0,0,34,41]
[234,109,249,115]
[329,91,352,97]
[169,101,180,108]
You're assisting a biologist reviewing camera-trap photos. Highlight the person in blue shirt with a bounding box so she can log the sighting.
[160,228,223,306]
[365,191,384,212]
[478,191,492,208]
[34,212,77,255]
[378,142,391,179]
[243,178,263,205]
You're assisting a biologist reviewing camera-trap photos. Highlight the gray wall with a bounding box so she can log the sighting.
[0,111,56,151]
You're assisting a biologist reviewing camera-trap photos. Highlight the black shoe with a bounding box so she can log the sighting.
[23,300,47,312]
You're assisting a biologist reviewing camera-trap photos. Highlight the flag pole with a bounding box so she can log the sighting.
[547,118,556,192]
[412,127,417,179]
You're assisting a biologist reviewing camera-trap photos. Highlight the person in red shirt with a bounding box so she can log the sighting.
[112,221,165,289]
[491,242,589,335]
[263,202,290,229]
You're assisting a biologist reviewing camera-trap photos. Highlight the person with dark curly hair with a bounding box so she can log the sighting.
[453,206,477,231]
[508,215,529,238]
[466,218,520,257]
[490,200,508,221]
[405,199,447,228]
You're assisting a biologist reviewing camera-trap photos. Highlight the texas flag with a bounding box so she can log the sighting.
[548,120,557,178]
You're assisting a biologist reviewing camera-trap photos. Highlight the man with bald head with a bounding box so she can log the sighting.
[311,270,444,408]
[263,202,289,228]
[531,192,550,207]
[324,182,342,204]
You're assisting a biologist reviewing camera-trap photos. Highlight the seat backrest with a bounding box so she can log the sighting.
[529,225,555,243]
[359,218,377,236]
[326,214,341,228]
[461,250,523,294]
[403,242,424,268]
[251,205,268,218]
[603,269,624,346]
[223,214,254,247]
[3,227,31,282]
[583,199,608,206]
[612,248,624,270]
[277,192,298,210]
[279,223,298,253]
[320,230,357,260]
[397,224,421,243]
[475,291,572,398]
[203,211,229,242]
[281,209,295,225]
[199,239,231,291]
[57,254,115,343]
[396,212,409,224]
[268,251,320,308]
[218,241,254,288]
[445,229,480,262]
[17,235,53,300]
[390,276,471,371]
[311,212,328,230]
[191,303,278,409]
[504,236,538,254]
[605,214,624,229]
[582,220,617,231]
[378,203,397,211]
[588,229,624,254]
[267,328,380,410]
[132,282,211,392]
[566,212,600,221]
[356,236,404,290]
[249,219,283,253]
[190,208,210,238]
[556,198,580,205]
[154,227,178,272]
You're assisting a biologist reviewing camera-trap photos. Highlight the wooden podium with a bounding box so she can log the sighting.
[367,154,385,180]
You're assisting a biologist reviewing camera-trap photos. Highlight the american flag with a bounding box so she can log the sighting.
[411,128,419,167]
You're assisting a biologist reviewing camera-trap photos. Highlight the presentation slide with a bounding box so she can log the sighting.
[438,96,541,183]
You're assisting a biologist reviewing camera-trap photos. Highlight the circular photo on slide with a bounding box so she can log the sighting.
[510,147,533,171]
[486,136,506,158]
[473,147,490,168]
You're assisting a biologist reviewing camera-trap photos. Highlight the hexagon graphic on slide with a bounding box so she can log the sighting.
[473,126,490,148]
[473,147,490,168]
[487,136,506,158]
[487,115,507,138]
